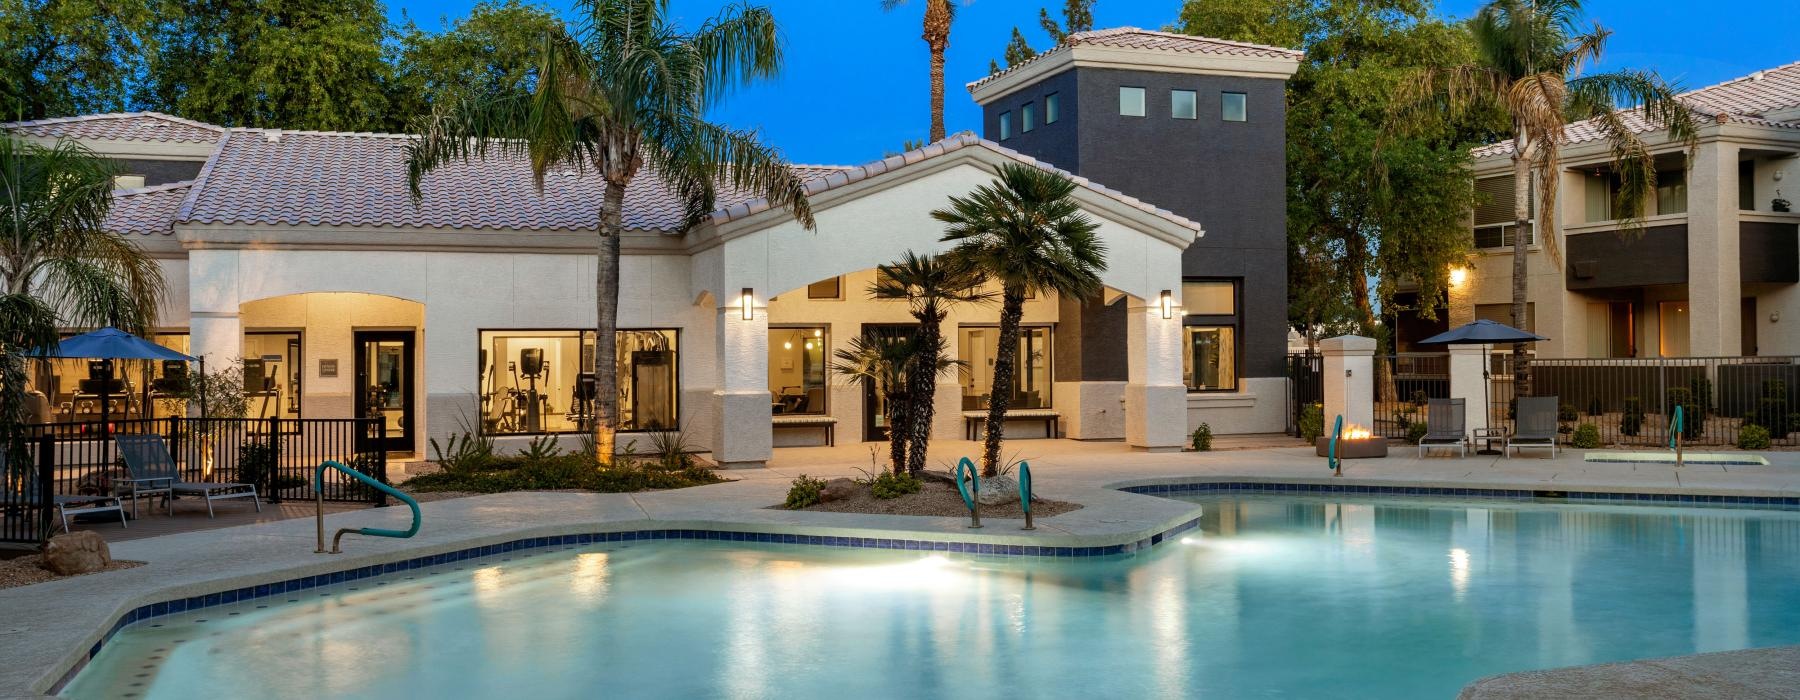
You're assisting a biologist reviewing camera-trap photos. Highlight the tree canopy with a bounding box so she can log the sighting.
[989,0,1096,75]
[0,0,156,119]
[389,1,564,121]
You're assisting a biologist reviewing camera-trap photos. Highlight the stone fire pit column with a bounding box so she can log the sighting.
[1321,335,1374,432]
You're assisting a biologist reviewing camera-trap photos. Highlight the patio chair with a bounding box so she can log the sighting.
[1506,396,1560,458]
[1418,398,1470,457]
[2,450,126,532]
[114,434,261,518]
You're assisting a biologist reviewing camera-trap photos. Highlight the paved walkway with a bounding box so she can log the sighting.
[4,440,1799,697]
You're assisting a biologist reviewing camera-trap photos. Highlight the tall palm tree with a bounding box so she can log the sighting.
[870,251,989,474]
[406,0,815,464]
[881,0,957,142]
[1,136,164,477]
[1413,0,1696,393]
[935,163,1105,477]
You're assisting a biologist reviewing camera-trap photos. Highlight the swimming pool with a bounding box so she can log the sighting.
[64,494,1800,698]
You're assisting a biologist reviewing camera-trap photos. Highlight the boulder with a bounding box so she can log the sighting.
[42,531,112,576]
[819,478,860,503]
[976,474,1020,507]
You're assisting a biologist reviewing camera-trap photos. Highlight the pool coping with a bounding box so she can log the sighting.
[12,475,1800,697]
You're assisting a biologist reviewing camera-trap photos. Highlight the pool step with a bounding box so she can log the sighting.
[1584,451,1769,466]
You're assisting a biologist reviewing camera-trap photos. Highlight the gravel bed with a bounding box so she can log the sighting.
[780,481,1082,518]
[0,554,144,591]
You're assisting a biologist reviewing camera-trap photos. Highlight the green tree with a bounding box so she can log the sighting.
[1409,0,1698,394]
[407,0,814,464]
[1,136,164,493]
[139,0,393,131]
[870,251,988,474]
[990,0,1094,74]
[1176,0,1484,378]
[0,0,156,118]
[881,0,958,143]
[389,1,563,123]
[832,330,922,471]
[936,164,1105,477]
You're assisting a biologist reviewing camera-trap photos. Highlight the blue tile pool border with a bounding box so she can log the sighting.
[1118,480,1800,509]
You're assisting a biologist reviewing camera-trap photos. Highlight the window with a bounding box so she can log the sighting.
[1474,175,1535,248]
[1585,302,1637,358]
[1119,87,1145,117]
[114,174,146,189]
[770,327,829,415]
[1740,160,1756,211]
[479,329,678,435]
[1045,92,1060,123]
[1184,327,1237,391]
[806,277,842,300]
[1022,102,1036,133]
[26,332,191,423]
[1182,281,1235,315]
[1658,301,1689,357]
[1476,303,1535,333]
[1656,170,1687,215]
[959,326,1052,410]
[1222,92,1247,122]
[999,111,1013,140]
[244,331,302,419]
[1584,172,1616,222]
[1171,90,1197,120]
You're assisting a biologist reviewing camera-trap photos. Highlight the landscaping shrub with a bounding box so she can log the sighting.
[1571,423,1601,449]
[870,471,922,499]
[1586,397,1603,417]
[1621,397,1644,437]
[1738,424,1772,450]
[1191,423,1214,451]
[519,434,563,461]
[429,430,495,473]
[1557,402,1579,423]
[405,452,723,495]
[785,475,826,509]
[236,439,307,490]
[1405,420,1428,445]
[1298,403,1324,442]
[1753,380,1791,436]
[1410,389,1429,407]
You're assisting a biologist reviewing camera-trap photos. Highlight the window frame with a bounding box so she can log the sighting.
[475,327,682,436]
[956,324,1055,409]
[1118,86,1146,117]
[1170,89,1198,120]
[1221,91,1248,122]
[806,277,844,300]
[769,324,831,416]
[1180,277,1243,393]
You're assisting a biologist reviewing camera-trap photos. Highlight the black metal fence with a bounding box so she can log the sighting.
[1488,355,1800,447]
[1372,353,1450,440]
[1287,352,1323,436]
[2,417,386,544]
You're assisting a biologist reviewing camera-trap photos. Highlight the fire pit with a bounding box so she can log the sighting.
[1314,423,1388,459]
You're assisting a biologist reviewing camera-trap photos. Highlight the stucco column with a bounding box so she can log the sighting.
[1125,298,1186,451]
[710,297,771,468]
[1320,335,1374,430]
[1447,344,1491,434]
[1688,139,1741,357]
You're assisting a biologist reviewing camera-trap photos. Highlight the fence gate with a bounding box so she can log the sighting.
[1373,353,1450,440]
[1287,353,1323,436]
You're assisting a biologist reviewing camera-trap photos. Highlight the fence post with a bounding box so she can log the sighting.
[36,433,54,542]
[167,417,182,481]
[266,416,282,504]
[374,420,389,507]
[1320,336,1376,432]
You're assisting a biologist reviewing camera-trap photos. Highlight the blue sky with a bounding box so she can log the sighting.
[391,0,1798,165]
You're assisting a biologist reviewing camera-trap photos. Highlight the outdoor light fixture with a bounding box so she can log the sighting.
[1448,267,1469,286]
[741,287,754,320]
[1159,289,1174,319]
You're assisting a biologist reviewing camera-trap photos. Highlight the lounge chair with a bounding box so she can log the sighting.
[1506,396,1560,458]
[114,434,261,518]
[1418,398,1469,457]
[2,450,126,532]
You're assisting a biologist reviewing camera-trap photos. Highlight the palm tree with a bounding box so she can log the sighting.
[881,0,957,142]
[1413,0,1696,393]
[1,136,164,477]
[935,163,1105,477]
[830,330,918,472]
[870,251,989,474]
[406,0,815,464]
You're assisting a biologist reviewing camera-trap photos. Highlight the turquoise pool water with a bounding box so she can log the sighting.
[65,495,1800,699]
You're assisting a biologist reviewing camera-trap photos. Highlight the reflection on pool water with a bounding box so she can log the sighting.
[64,495,1800,699]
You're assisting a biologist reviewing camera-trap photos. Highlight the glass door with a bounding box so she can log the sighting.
[355,331,414,452]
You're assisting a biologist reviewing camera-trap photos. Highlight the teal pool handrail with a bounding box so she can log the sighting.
[954,456,981,529]
[1668,405,1684,450]
[1017,461,1034,531]
[1327,414,1344,476]
[315,460,420,553]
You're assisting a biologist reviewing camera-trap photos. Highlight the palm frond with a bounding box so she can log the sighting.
[935,163,1106,301]
[689,4,783,106]
[646,115,814,230]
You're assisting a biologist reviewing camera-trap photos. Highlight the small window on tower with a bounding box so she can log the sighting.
[1222,92,1248,122]
[999,111,1013,140]
[1045,93,1060,123]
[1171,90,1197,120]
[1119,87,1145,117]
[1022,103,1035,133]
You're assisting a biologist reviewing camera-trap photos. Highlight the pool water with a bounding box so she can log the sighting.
[65,495,1800,699]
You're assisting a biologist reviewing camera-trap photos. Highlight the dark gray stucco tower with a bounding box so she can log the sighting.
[969,28,1299,432]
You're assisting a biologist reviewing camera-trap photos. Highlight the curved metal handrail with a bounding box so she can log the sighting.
[1668,405,1685,466]
[1017,461,1034,531]
[315,460,420,554]
[954,456,981,529]
[1328,414,1345,477]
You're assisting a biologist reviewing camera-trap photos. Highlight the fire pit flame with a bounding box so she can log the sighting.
[1340,424,1373,440]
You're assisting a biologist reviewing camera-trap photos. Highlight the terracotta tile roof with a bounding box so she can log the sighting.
[1472,60,1800,159]
[712,131,1205,234]
[104,182,191,236]
[1,112,224,144]
[968,27,1303,92]
[176,128,852,232]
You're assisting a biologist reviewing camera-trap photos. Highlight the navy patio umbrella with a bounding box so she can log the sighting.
[29,327,201,427]
[1416,319,1545,453]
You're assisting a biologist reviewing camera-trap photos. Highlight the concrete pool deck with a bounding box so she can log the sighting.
[5,439,1800,697]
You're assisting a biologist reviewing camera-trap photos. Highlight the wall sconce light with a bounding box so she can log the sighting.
[1159,289,1174,319]
[741,287,755,320]
[1448,267,1469,286]
[1772,311,1781,323]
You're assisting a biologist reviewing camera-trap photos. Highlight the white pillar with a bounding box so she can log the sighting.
[1320,335,1374,430]
[1689,140,1741,357]
[1125,297,1186,451]
[710,294,771,468]
[1448,344,1491,434]
[189,312,242,367]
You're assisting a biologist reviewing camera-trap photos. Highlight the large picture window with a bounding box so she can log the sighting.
[479,329,678,435]
[1182,279,1240,392]
[959,326,1052,410]
[27,332,190,423]
[769,327,829,415]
